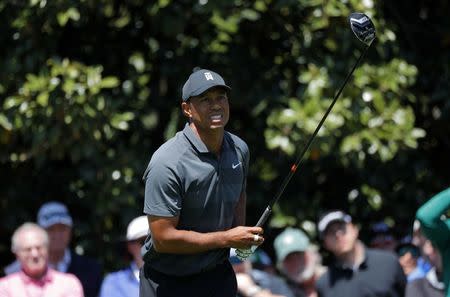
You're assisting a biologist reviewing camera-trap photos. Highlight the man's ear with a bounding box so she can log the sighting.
[181,101,191,118]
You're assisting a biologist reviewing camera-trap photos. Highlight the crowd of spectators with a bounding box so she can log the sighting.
[1,187,448,297]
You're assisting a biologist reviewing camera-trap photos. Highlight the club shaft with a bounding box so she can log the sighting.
[255,44,371,227]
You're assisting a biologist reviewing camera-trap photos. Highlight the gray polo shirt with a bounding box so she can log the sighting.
[142,124,249,276]
[316,248,406,297]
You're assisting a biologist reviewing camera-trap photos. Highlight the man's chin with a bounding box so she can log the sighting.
[209,123,225,129]
[287,270,314,283]
[24,266,46,277]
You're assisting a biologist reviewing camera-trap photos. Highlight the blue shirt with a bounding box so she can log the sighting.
[407,266,426,282]
[99,263,139,297]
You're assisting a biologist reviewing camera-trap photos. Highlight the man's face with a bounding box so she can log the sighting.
[16,230,48,277]
[127,236,146,268]
[46,223,71,252]
[182,87,229,132]
[398,251,417,274]
[282,251,305,276]
[323,221,358,256]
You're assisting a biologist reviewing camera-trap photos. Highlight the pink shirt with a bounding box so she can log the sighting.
[0,268,84,297]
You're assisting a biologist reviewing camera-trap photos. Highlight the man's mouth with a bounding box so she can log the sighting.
[210,114,223,122]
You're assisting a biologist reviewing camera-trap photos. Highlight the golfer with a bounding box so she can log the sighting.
[140,68,264,297]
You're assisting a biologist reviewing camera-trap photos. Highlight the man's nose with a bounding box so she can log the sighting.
[210,98,222,108]
[30,247,41,257]
[334,229,345,238]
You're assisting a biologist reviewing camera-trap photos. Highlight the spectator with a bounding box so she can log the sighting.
[3,201,102,297]
[315,210,406,297]
[0,222,83,297]
[416,187,450,296]
[405,238,444,297]
[230,248,294,297]
[396,239,426,282]
[99,215,148,297]
[368,221,398,251]
[273,227,326,297]
[412,220,433,274]
[249,249,277,275]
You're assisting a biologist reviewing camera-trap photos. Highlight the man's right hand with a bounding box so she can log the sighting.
[226,226,264,249]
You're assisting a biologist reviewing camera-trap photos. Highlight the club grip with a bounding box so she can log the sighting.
[255,206,272,227]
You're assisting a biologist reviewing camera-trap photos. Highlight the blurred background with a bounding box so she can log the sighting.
[0,0,449,273]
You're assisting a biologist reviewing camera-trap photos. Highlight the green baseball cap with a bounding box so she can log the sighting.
[274,227,310,263]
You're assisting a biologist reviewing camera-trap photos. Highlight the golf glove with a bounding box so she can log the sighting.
[236,245,257,261]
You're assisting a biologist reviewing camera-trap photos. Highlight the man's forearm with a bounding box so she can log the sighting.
[152,229,230,254]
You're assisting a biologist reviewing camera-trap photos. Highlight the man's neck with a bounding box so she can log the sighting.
[337,240,365,268]
[190,123,224,155]
[134,257,144,269]
[24,267,48,280]
[402,259,417,275]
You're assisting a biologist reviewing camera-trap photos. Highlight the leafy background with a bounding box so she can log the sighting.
[1,0,449,272]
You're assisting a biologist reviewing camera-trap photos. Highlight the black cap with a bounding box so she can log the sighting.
[181,69,231,101]
[396,242,420,258]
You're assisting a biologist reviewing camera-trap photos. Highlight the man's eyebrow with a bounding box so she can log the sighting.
[197,90,227,100]
[197,94,209,100]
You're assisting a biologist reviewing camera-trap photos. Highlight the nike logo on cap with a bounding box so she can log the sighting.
[232,162,241,169]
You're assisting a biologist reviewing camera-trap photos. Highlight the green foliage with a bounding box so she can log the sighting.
[1,0,449,273]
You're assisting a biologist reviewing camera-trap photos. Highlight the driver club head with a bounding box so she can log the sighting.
[349,12,376,46]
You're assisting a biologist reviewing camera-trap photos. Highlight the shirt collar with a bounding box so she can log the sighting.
[48,249,71,272]
[334,243,368,271]
[130,262,139,282]
[182,123,228,154]
[183,123,209,153]
[19,267,54,284]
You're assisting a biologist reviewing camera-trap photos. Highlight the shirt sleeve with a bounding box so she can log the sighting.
[99,274,119,297]
[143,158,182,217]
[0,279,8,297]
[66,274,85,297]
[416,187,450,248]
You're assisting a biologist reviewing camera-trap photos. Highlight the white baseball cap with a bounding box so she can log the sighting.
[126,216,149,241]
[318,210,352,238]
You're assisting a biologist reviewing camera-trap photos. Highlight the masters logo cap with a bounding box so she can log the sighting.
[273,227,310,263]
[182,68,231,101]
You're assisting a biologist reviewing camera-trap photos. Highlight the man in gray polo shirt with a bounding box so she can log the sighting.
[315,210,406,297]
[140,68,264,297]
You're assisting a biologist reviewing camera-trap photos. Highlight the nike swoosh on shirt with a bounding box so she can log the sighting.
[232,162,242,169]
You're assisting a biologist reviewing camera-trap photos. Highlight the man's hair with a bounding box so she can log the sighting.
[11,222,49,253]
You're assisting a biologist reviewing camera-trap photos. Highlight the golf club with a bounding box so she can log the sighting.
[255,13,376,228]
